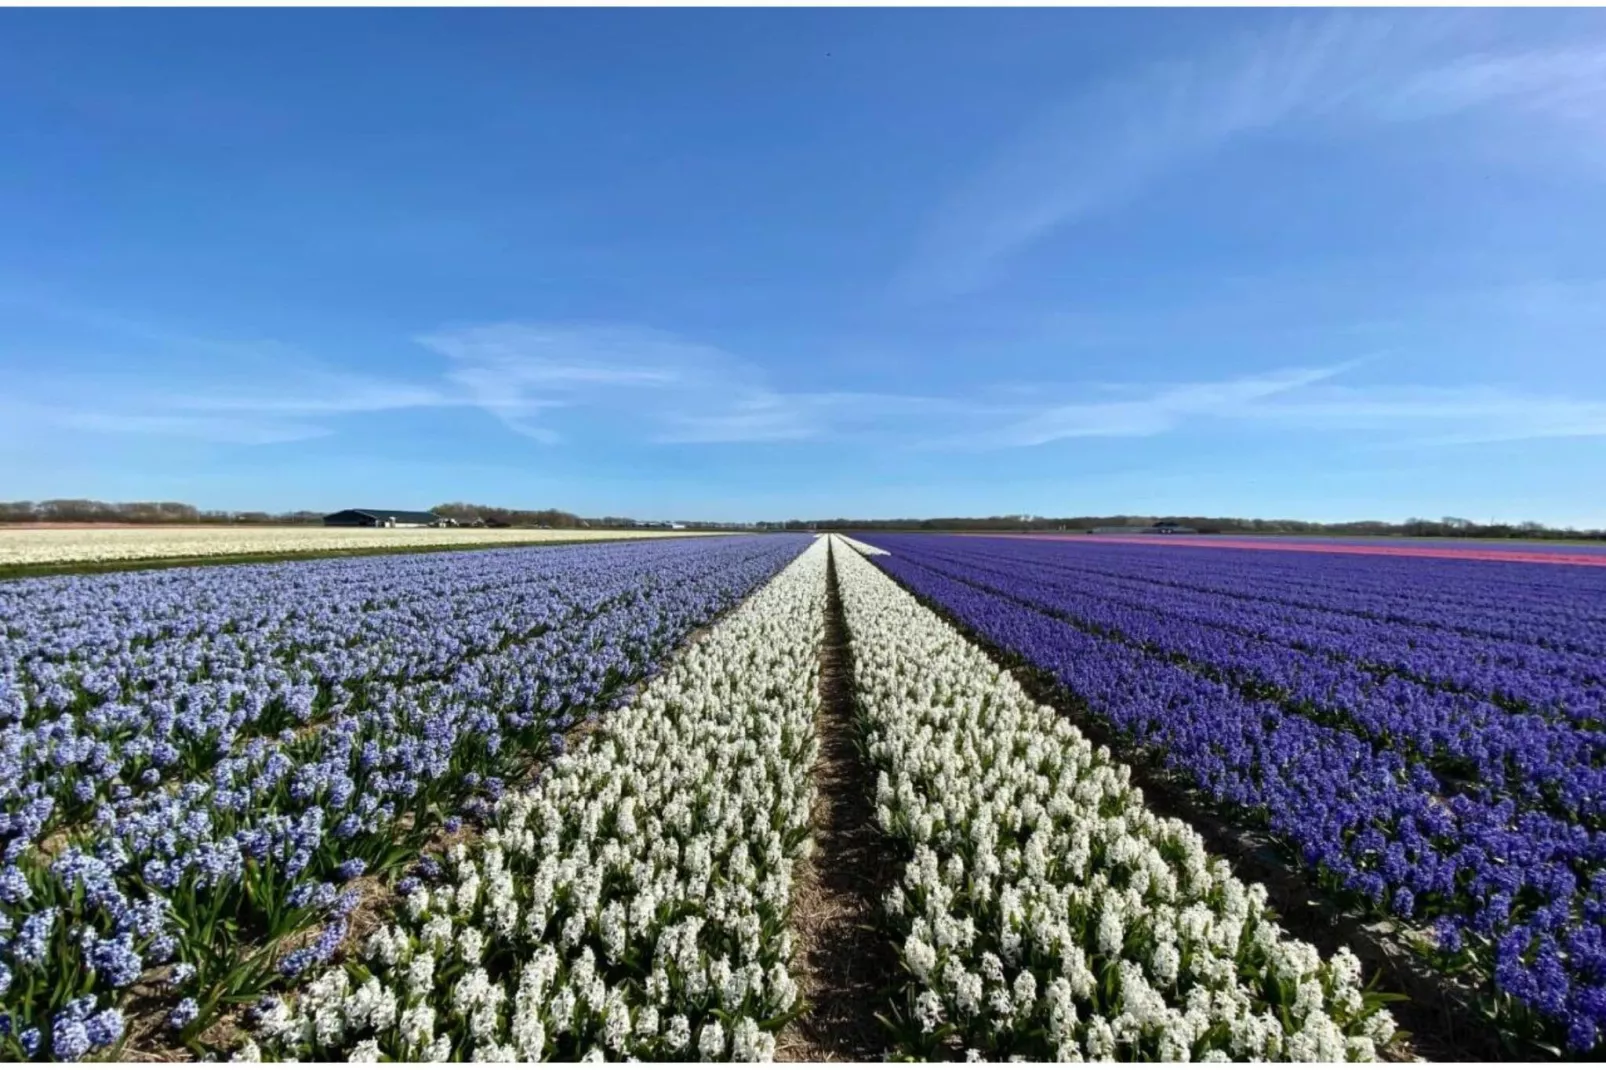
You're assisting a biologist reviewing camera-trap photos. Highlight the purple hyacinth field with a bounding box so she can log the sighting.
[856,532,1606,1055]
[0,535,809,1060]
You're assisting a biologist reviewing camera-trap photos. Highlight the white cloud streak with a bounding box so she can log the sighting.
[416,323,1013,446]
[1250,386,1606,445]
[897,11,1606,301]
[162,377,456,416]
[11,315,1606,454]
[982,365,1347,447]
[417,322,1606,452]
[8,404,332,446]
[418,324,733,442]
[1383,46,1606,122]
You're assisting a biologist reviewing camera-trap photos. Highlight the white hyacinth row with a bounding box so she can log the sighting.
[833,533,889,556]
[247,538,829,1062]
[829,536,1398,1062]
[0,526,711,566]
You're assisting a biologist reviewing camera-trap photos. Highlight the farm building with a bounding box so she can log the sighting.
[323,509,445,529]
[1087,521,1200,535]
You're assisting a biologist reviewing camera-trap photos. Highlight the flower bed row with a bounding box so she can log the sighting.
[834,534,888,556]
[888,540,1606,822]
[0,536,808,1060]
[830,537,1397,1061]
[862,535,1606,1054]
[0,526,708,568]
[248,537,829,1062]
[947,535,1606,655]
[908,537,1606,721]
[2,538,791,841]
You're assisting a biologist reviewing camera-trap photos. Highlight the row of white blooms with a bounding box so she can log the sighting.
[0,526,708,566]
[828,535,1399,1062]
[831,533,889,556]
[246,539,828,1062]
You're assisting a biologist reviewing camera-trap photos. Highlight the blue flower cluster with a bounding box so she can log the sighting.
[947,536,1606,722]
[864,534,1606,1054]
[900,538,1606,817]
[0,534,808,1059]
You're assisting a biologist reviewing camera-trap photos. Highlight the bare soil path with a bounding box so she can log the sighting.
[778,541,899,1062]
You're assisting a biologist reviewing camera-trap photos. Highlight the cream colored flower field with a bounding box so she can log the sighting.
[0,525,711,567]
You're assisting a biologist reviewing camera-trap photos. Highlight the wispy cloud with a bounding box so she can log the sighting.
[35,369,461,445]
[1383,46,1606,122]
[0,295,469,443]
[416,322,1016,446]
[1249,385,1606,446]
[657,390,1018,445]
[422,323,1606,452]
[979,365,1348,448]
[657,392,820,444]
[56,411,331,445]
[162,376,455,417]
[11,307,1606,454]
[418,324,736,442]
[897,11,1606,301]
[0,401,332,446]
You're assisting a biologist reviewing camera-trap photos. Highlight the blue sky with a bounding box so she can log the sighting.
[4,8,1606,525]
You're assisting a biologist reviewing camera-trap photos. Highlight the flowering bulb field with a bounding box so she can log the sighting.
[3,526,1521,1061]
[856,532,1606,1055]
[0,526,710,570]
[832,545,1397,1060]
[0,535,808,1060]
[249,537,829,1062]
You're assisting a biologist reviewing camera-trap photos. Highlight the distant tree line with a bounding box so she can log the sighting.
[792,514,1606,541]
[436,509,757,531]
[0,499,753,532]
[0,500,325,525]
[4,500,1596,541]
[430,503,584,529]
[0,499,594,528]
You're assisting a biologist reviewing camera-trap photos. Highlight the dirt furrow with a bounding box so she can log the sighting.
[778,540,898,1062]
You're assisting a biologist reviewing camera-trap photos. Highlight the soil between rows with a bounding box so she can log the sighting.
[778,541,900,1062]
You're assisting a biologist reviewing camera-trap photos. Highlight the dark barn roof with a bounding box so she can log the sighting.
[326,509,441,524]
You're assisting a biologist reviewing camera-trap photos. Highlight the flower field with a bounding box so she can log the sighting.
[0,536,808,1059]
[0,526,710,569]
[833,546,1396,1060]
[250,537,829,1062]
[1018,532,1606,568]
[856,532,1606,1055]
[5,526,1553,1061]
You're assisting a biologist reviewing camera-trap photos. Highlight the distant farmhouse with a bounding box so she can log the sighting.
[323,509,448,529]
[1088,518,1199,535]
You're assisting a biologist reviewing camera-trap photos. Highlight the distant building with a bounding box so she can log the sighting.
[323,509,443,529]
[1088,521,1199,535]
